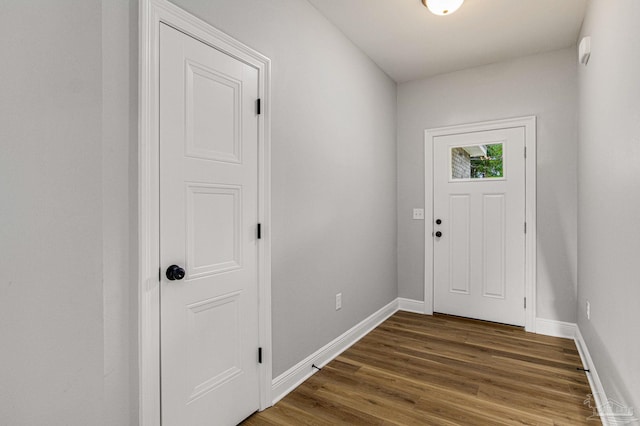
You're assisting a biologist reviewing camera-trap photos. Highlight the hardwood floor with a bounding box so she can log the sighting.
[242,311,598,425]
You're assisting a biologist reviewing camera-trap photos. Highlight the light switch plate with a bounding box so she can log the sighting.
[413,208,425,220]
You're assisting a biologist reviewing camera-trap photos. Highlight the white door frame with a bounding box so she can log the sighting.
[138,1,272,424]
[424,116,536,332]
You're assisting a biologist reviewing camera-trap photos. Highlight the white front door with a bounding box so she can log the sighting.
[433,127,526,326]
[159,23,260,425]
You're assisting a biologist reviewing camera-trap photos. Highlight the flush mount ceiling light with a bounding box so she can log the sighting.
[422,0,464,16]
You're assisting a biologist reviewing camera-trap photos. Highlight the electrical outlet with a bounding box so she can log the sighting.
[413,208,425,220]
[586,301,591,320]
[336,293,342,310]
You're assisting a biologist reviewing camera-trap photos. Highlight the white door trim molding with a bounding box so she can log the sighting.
[424,116,536,332]
[139,1,272,424]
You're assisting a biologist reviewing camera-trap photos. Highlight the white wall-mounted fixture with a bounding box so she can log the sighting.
[422,0,464,16]
[579,36,591,65]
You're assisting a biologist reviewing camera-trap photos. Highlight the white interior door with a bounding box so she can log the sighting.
[433,127,526,326]
[160,23,260,425]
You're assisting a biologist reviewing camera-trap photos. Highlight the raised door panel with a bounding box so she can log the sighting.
[186,291,242,403]
[448,194,470,294]
[186,61,242,164]
[482,194,506,299]
[187,184,241,277]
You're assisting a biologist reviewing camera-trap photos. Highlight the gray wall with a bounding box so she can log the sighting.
[168,0,398,378]
[1,1,138,424]
[102,0,138,425]
[577,0,640,412]
[0,1,105,424]
[397,48,579,323]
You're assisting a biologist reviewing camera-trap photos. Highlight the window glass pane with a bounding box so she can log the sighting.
[451,143,503,180]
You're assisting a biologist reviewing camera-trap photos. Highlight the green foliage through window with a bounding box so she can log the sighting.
[470,144,503,178]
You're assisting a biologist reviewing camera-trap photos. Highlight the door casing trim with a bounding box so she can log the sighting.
[424,116,536,332]
[139,1,272,424]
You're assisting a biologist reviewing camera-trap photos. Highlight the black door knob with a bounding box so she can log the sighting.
[166,265,186,281]
[435,219,442,225]
[435,231,443,238]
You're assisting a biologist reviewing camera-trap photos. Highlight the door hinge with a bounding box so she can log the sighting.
[159,268,161,281]
[256,98,261,115]
[524,297,527,309]
[258,347,263,364]
[524,146,527,158]
[524,222,527,233]
[257,223,262,239]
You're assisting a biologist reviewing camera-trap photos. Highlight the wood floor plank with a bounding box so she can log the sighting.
[344,340,586,399]
[241,312,598,425]
[353,364,556,426]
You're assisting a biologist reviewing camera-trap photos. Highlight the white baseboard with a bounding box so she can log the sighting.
[537,320,615,425]
[270,298,399,405]
[535,317,577,339]
[398,297,426,314]
[575,327,612,426]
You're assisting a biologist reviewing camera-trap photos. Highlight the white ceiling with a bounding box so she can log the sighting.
[307,0,587,83]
